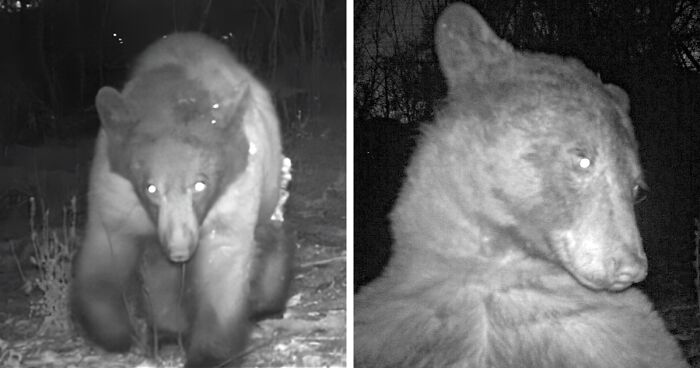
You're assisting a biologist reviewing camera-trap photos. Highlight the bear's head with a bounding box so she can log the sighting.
[95,64,251,262]
[397,4,647,291]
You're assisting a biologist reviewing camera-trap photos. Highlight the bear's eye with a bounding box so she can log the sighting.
[633,182,648,204]
[193,181,207,193]
[577,156,591,169]
[569,148,593,172]
[572,152,592,171]
[146,183,158,195]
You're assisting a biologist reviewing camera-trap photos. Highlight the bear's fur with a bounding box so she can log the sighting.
[71,33,293,368]
[354,4,688,368]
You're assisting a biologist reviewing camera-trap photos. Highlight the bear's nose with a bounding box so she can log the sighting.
[609,251,647,290]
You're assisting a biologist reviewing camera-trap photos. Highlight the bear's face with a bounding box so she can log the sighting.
[432,5,647,291]
[95,66,251,262]
[479,89,647,291]
[125,137,226,262]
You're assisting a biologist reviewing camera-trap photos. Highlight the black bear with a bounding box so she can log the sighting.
[354,4,688,368]
[71,33,293,367]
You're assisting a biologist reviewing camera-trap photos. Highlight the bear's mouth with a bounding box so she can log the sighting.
[607,279,635,291]
[567,268,633,292]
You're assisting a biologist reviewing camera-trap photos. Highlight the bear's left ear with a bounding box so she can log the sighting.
[435,4,513,90]
[604,84,630,112]
[95,86,134,142]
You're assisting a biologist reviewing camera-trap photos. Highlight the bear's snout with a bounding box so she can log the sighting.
[158,202,200,263]
[160,224,198,263]
[553,229,648,291]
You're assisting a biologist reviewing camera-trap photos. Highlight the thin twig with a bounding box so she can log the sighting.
[10,240,27,282]
[299,256,345,269]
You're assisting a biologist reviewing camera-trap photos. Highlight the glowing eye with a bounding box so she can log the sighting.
[633,183,648,203]
[210,119,217,124]
[194,181,207,192]
[212,103,220,109]
[578,157,591,169]
[146,184,158,194]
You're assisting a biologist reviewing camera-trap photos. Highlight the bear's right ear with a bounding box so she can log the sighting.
[604,84,630,113]
[225,84,252,130]
[435,4,513,90]
[95,87,133,139]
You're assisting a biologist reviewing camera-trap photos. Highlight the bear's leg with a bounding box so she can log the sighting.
[250,221,294,319]
[140,243,188,349]
[184,235,256,368]
[71,223,143,352]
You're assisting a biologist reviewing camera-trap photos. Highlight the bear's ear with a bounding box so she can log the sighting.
[220,84,251,168]
[225,85,251,130]
[604,84,630,112]
[435,3,513,89]
[95,86,134,139]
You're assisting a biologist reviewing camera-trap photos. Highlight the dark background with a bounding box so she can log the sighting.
[0,0,346,146]
[354,0,700,345]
